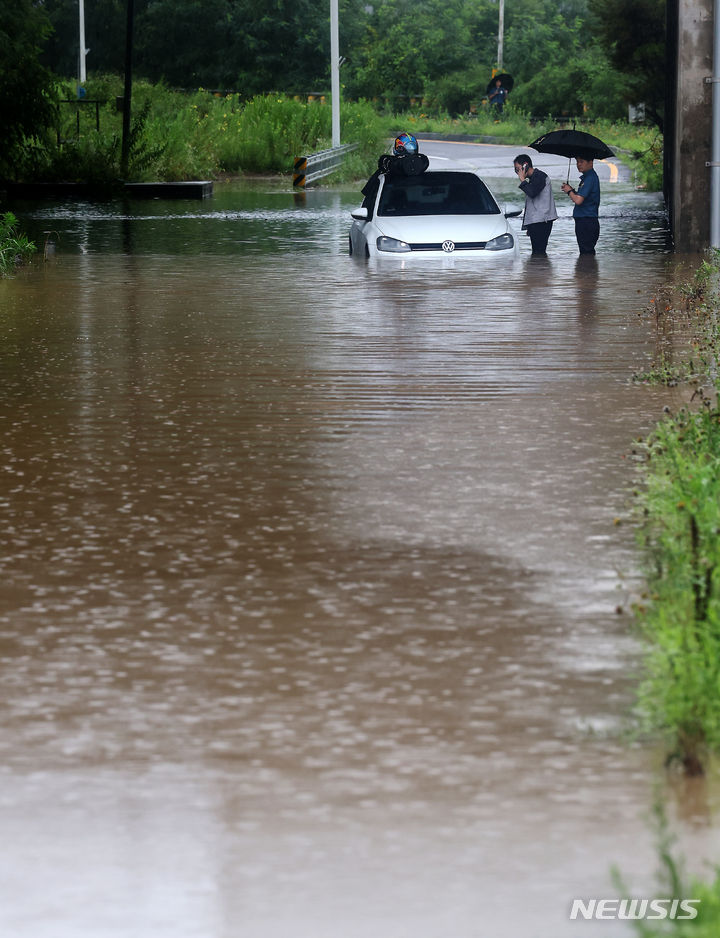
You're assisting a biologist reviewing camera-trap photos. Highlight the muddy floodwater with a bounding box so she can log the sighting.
[1,152,719,937]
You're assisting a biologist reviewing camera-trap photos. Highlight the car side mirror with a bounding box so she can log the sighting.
[351,207,368,221]
[504,209,522,218]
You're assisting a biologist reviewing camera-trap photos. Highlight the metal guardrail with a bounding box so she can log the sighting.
[57,98,106,142]
[293,143,358,187]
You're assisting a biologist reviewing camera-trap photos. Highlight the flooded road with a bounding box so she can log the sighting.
[1,144,718,937]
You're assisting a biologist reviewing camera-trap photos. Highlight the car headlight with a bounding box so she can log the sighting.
[485,233,515,251]
[376,235,411,253]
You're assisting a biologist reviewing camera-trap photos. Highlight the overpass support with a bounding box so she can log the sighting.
[667,0,713,250]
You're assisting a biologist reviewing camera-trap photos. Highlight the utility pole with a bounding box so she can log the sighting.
[330,0,340,147]
[78,0,87,83]
[711,0,720,247]
[121,0,135,177]
[497,0,505,69]
[669,0,713,249]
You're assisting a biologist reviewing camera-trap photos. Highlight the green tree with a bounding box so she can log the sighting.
[587,0,665,128]
[424,65,494,117]
[41,0,128,77]
[0,0,57,179]
[36,0,630,123]
[226,0,332,94]
[134,0,235,87]
[41,0,332,92]
[503,0,585,82]
[345,0,483,100]
[510,46,626,120]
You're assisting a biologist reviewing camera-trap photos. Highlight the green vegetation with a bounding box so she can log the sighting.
[635,402,720,775]
[1,0,58,180]
[614,806,720,936]
[20,79,386,185]
[632,251,720,776]
[387,106,550,142]
[40,0,642,124]
[595,120,664,191]
[632,355,691,388]
[0,213,36,276]
[1,2,663,187]
[20,78,661,190]
[588,0,666,130]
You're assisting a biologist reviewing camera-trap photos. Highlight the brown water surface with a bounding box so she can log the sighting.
[1,174,718,938]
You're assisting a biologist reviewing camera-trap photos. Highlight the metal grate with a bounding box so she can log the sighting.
[408,241,488,251]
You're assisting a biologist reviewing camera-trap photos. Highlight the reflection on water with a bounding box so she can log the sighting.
[1,179,717,938]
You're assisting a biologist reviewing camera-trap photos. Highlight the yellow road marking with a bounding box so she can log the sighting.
[600,159,619,183]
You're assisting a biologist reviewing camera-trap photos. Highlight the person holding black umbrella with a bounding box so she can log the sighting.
[488,78,508,114]
[561,154,601,255]
[528,129,612,256]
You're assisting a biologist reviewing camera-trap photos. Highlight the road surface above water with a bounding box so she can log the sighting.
[0,141,717,938]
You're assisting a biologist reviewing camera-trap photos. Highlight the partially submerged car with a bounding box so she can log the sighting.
[349,169,520,259]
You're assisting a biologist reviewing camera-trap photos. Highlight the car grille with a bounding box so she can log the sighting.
[408,241,487,251]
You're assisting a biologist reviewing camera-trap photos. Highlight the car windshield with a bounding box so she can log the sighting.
[377,172,500,217]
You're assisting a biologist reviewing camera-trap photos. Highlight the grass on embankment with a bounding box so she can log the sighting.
[586,258,720,938]
[30,77,662,190]
[630,251,720,778]
[27,78,386,187]
[0,212,35,276]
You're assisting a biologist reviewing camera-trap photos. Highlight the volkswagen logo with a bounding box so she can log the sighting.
[442,240,455,253]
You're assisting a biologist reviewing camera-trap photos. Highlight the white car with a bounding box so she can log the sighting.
[349,168,520,259]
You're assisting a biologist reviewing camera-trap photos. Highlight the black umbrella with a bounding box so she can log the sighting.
[528,128,614,180]
[486,73,514,95]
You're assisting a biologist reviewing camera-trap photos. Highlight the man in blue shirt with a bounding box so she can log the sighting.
[488,79,508,114]
[561,155,600,254]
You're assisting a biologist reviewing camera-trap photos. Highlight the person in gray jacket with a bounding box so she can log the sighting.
[513,153,558,256]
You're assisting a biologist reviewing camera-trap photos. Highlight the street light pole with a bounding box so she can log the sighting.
[79,0,87,83]
[330,0,340,147]
[497,0,504,70]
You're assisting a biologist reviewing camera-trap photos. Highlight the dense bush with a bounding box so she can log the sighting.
[0,0,58,180]
[21,80,386,184]
[511,52,627,121]
[0,213,36,276]
[632,252,720,776]
[11,76,662,190]
[423,66,496,119]
[38,0,643,124]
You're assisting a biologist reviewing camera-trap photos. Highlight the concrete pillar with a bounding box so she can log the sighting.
[670,0,713,251]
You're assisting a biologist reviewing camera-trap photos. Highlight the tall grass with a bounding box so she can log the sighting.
[614,804,720,937]
[26,77,662,189]
[0,212,36,276]
[632,251,720,776]
[635,404,720,774]
[381,104,555,143]
[591,118,664,190]
[32,79,385,184]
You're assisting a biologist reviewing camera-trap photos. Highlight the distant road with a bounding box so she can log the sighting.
[416,138,629,185]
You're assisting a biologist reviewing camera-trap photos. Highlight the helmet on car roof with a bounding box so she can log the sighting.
[393,132,419,156]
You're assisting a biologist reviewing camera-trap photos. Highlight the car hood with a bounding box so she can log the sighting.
[374,214,509,243]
